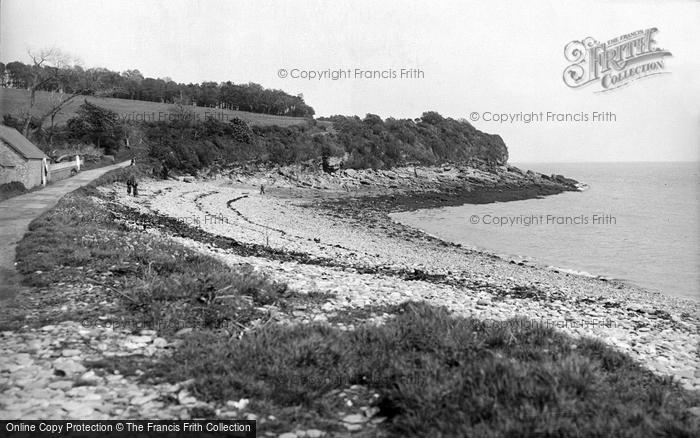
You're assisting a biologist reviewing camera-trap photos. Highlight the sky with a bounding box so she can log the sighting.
[1,0,698,162]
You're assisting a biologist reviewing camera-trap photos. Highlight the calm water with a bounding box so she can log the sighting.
[391,162,700,300]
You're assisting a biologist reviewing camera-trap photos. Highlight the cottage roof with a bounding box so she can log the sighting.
[0,125,47,160]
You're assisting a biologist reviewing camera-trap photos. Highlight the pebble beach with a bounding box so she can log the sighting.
[1,164,698,424]
[112,167,700,391]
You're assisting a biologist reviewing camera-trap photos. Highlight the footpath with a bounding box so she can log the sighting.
[0,161,131,300]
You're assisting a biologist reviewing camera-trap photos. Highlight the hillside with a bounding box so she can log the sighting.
[0,88,312,128]
[1,88,509,170]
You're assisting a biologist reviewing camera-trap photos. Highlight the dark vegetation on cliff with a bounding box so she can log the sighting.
[141,109,509,171]
[6,100,509,173]
[321,112,508,168]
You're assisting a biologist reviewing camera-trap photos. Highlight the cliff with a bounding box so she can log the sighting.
[320,112,509,168]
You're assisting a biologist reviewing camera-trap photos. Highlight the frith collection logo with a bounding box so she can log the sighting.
[563,28,672,92]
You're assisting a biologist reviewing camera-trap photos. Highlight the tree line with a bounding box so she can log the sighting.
[0,58,315,117]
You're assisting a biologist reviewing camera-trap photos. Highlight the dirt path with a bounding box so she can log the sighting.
[0,161,131,300]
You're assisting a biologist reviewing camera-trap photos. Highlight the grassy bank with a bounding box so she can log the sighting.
[9,169,700,436]
[153,302,698,437]
[11,166,325,333]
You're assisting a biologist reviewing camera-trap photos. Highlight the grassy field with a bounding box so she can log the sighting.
[0,88,312,128]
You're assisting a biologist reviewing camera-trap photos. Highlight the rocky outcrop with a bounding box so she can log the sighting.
[217,161,581,202]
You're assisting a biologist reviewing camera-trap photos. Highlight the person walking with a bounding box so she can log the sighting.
[126,172,138,197]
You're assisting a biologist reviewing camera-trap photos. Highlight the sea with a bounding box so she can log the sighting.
[390,162,700,301]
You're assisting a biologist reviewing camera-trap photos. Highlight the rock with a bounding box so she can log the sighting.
[177,390,198,405]
[226,398,249,410]
[364,406,380,418]
[175,328,193,337]
[342,414,367,424]
[676,369,696,380]
[217,410,239,418]
[279,433,297,438]
[25,341,43,353]
[152,338,168,348]
[344,424,362,432]
[131,393,160,406]
[156,382,181,393]
[82,393,102,402]
[77,370,100,386]
[306,430,324,438]
[64,404,95,418]
[61,349,81,357]
[128,335,153,344]
[53,358,86,376]
[688,407,700,418]
[48,380,74,390]
[177,378,196,388]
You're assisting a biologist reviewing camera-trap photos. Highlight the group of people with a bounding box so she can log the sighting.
[123,157,268,197]
[125,157,173,197]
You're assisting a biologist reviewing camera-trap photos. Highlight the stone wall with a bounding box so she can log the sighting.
[0,140,42,189]
[25,159,44,188]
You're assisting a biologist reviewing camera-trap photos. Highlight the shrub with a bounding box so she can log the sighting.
[0,181,28,201]
[153,302,700,436]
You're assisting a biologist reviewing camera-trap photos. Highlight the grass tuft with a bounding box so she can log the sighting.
[149,302,699,436]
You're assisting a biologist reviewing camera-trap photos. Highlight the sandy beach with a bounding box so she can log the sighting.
[101,168,700,392]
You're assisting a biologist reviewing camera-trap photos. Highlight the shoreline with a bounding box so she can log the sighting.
[98,166,699,392]
[2,164,698,426]
[386,215,692,304]
[130,163,696,313]
[329,183,578,213]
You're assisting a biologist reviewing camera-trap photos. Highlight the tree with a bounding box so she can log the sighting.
[44,91,82,144]
[4,61,31,88]
[121,69,144,99]
[66,100,123,154]
[21,48,79,137]
[421,111,444,125]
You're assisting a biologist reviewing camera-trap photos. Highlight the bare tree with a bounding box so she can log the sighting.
[43,91,82,144]
[22,47,79,137]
